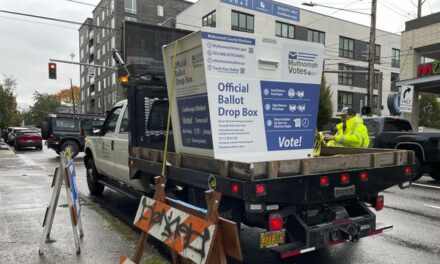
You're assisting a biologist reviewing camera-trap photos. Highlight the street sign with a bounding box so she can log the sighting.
[400,85,414,113]
[88,67,96,79]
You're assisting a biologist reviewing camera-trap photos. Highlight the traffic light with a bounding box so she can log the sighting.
[48,62,57,79]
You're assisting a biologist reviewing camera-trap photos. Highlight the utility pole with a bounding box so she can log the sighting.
[70,78,76,114]
[417,0,423,18]
[367,0,377,116]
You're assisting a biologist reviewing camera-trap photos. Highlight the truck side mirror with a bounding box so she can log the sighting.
[92,125,103,136]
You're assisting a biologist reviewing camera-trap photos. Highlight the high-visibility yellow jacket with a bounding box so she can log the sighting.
[328,116,370,148]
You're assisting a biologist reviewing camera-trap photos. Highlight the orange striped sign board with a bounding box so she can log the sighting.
[134,196,217,264]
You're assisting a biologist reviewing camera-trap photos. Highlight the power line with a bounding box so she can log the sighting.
[0,15,78,30]
[303,0,365,27]
[379,1,412,19]
[0,9,118,30]
[65,0,115,12]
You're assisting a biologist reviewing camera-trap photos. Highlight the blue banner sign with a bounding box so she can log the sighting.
[221,0,300,22]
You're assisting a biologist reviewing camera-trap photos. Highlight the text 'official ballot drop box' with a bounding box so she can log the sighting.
[162,28,324,162]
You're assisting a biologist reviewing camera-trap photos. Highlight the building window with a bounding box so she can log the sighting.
[338,64,354,86]
[375,45,381,63]
[366,44,381,63]
[275,21,294,39]
[111,36,115,50]
[338,91,353,111]
[231,10,254,33]
[111,17,115,29]
[391,72,399,92]
[307,29,325,44]
[157,5,164,17]
[202,10,216,27]
[124,0,136,14]
[392,48,400,68]
[339,37,354,59]
[112,91,117,103]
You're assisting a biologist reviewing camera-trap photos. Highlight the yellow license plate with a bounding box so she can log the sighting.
[259,230,286,249]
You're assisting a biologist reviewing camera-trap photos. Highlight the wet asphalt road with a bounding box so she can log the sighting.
[5,145,440,264]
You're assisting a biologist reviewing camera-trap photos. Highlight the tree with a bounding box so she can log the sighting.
[0,75,21,128]
[317,76,333,130]
[419,93,440,128]
[27,91,61,127]
[57,86,80,105]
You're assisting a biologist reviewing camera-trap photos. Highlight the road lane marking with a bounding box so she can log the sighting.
[412,183,440,190]
[423,204,440,210]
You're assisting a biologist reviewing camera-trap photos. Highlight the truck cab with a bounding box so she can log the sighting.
[84,100,149,194]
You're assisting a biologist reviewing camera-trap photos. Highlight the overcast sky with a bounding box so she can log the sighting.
[0,0,439,111]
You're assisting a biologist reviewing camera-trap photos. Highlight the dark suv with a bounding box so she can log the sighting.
[41,113,105,157]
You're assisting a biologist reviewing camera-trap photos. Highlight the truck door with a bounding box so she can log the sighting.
[96,106,122,177]
[114,103,149,192]
[114,104,130,182]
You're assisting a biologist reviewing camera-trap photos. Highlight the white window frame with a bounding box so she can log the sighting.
[157,5,164,17]
[125,0,137,14]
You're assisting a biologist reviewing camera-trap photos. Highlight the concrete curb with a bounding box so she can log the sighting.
[0,140,15,157]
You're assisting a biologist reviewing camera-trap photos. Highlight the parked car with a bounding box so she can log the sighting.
[41,113,105,157]
[14,130,42,150]
[7,127,28,146]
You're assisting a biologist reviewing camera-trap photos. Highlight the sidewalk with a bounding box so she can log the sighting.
[0,139,15,157]
[0,156,168,264]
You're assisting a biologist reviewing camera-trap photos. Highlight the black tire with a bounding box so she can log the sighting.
[86,158,105,195]
[412,157,423,181]
[61,140,79,158]
[36,145,43,151]
[14,145,20,151]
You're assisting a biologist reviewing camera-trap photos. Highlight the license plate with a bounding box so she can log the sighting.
[259,230,286,249]
[334,185,356,198]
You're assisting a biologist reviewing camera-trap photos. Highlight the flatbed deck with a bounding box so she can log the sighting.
[130,146,415,180]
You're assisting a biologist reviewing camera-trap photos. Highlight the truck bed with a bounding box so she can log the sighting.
[130,146,414,180]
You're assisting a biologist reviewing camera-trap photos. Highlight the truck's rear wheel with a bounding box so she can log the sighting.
[86,159,105,195]
[61,140,79,158]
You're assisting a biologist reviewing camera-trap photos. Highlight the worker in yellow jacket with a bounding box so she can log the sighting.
[324,107,370,148]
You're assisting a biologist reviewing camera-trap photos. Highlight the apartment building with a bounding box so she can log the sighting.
[79,0,192,114]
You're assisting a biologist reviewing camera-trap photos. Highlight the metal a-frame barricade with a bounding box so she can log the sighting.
[38,151,84,255]
[120,176,243,264]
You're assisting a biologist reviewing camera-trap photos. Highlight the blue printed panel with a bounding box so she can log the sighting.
[220,0,253,9]
[201,32,255,45]
[177,94,213,149]
[261,81,319,151]
[273,2,300,21]
[220,0,300,22]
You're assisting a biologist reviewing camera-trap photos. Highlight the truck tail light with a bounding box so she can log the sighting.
[404,166,412,176]
[268,212,284,231]
[255,184,266,196]
[320,176,329,187]
[360,171,368,182]
[374,195,384,211]
[231,183,239,193]
[341,174,350,184]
